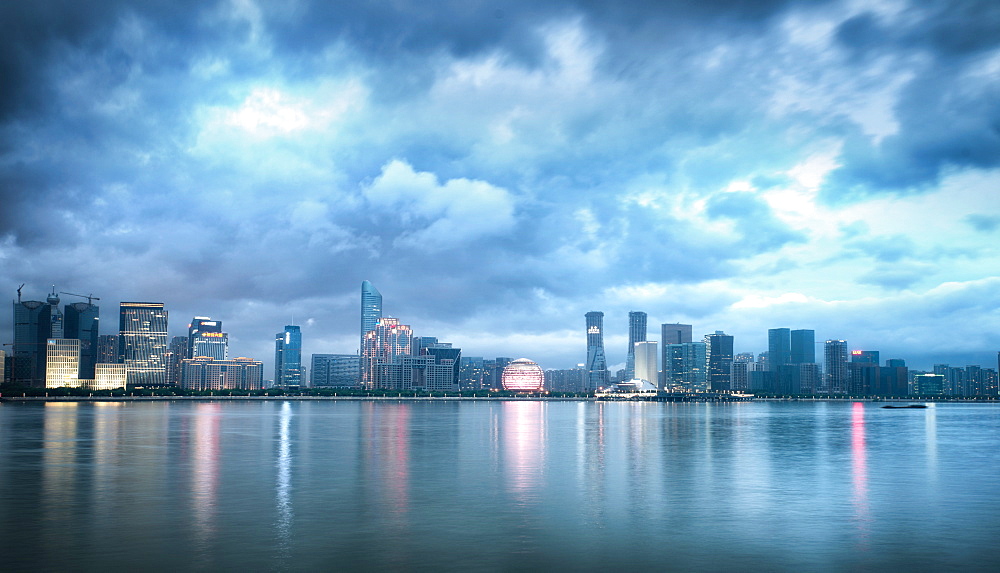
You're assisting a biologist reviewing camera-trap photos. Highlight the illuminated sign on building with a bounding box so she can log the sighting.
[201,332,225,338]
[588,326,601,334]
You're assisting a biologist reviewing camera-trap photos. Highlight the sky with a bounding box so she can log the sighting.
[2,0,999,375]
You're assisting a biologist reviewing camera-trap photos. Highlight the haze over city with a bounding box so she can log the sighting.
[2,0,999,372]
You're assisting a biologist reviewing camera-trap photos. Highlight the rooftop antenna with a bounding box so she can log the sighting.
[16,284,23,303]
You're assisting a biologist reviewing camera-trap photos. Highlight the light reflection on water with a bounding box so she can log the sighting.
[2,400,1000,571]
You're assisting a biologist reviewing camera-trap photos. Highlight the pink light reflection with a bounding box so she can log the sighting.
[851,402,871,544]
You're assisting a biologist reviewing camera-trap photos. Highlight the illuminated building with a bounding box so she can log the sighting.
[165,336,187,386]
[633,341,658,387]
[97,334,119,364]
[180,356,264,391]
[705,331,734,391]
[585,311,608,391]
[274,325,302,388]
[373,355,456,391]
[824,340,849,394]
[311,354,360,387]
[64,301,99,379]
[625,311,647,381]
[119,302,169,386]
[362,317,413,389]
[913,373,944,396]
[502,358,545,392]
[188,317,226,359]
[91,363,126,391]
[45,338,81,388]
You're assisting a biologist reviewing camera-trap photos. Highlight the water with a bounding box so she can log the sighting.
[2,399,999,571]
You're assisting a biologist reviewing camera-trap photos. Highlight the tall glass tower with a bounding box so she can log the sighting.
[361,280,383,353]
[65,301,100,380]
[625,311,647,381]
[119,302,169,386]
[768,328,791,371]
[275,325,303,388]
[585,311,608,392]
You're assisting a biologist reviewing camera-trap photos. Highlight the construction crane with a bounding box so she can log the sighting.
[60,291,101,306]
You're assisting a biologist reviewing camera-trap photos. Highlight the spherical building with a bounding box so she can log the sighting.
[501,358,545,392]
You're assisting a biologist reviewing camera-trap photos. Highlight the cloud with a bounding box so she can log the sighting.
[363,159,517,251]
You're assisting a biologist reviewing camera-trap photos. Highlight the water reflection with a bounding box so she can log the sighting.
[276,401,292,555]
[192,403,221,553]
[851,402,870,544]
[502,401,546,505]
[42,403,78,533]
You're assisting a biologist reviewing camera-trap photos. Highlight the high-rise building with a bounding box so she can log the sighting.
[661,323,692,387]
[585,312,608,391]
[362,317,413,389]
[459,356,486,390]
[664,342,707,391]
[311,354,361,387]
[64,301,99,379]
[790,329,815,364]
[97,334,119,364]
[824,340,849,394]
[768,328,791,371]
[119,302,168,387]
[12,294,53,387]
[274,325,302,388]
[913,373,945,396]
[188,317,226,359]
[45,338,81,388]
[421,342,462,390]
[625,311,647,381]
[704,331,734,391]
[361,280,382,352]
[633,340,658,387]
[165,336,188,386]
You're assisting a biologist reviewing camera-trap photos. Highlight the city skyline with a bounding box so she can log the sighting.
[1,1,999,373]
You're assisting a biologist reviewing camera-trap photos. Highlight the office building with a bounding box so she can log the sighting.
[274,325,303,388]
[661,323,692,387]
[420,342,462,390]
[97,334,119,364]
[91,363,126,391]
[633,341,658,387]
[705,331,734,391]
[119,302,169,387]
[790,329,815,364]
[311,354,361,387]
[664,342,707,391]
[824,340,849,394]
[625,311,647,381]
[180,356,264,391]
[165,336,188,386]
[586,312,608,391]
[12,294,52,387]
[913,373,945,396]
[768,328,791,371]
[361,280,383,352]
[64,301,99,379]
[45,338,81,388]
[188,317,226,359]
[544,366,587,393]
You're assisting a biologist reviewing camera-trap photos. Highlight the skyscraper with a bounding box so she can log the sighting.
[664,341,707,391]
[12,292,53,387]
[704,331,734,391]
[187,317,226,359]
[64,301,99,380]
[45,338,81,388]
[790,329,815,364]
[361,280,382,353]
[274,325,303,388]
[119,302,169,386]
[97,334,119,364]
[661,323,692,387]
[362,317,414,389]
[824,340,849,394]
[768,328,791,371]
[625,311,647,381]
[585,312,608,391]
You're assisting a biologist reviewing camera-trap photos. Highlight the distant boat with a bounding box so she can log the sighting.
[881,404,927,409]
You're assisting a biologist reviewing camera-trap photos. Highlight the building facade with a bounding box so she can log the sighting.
[311,354,361,387]
[705,331,734,391]
[180,357,264,391]
[625,311,647,381]
[274,325,303,388]
[361,280,383,353]
[633,340,658,387]
[585,311,608,392]
[824,340,849,395]
[119,302,169,387]
[64,302,99,379]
